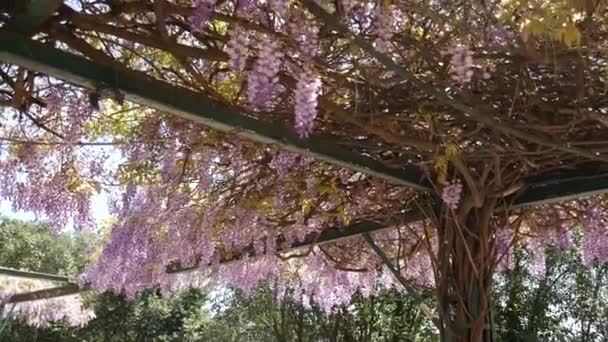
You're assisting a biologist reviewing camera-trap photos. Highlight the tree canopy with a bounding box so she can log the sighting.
[0,217,97,330]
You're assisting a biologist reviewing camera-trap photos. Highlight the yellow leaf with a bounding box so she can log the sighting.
[254,196,274,210]
[316,180,336,196]
[343,215,351,226]
[301,200,312,215]
[67,178,82,193]
[434,156,448,185]
[561,24,581,47]
[445,144,460,160]
[520,19,545,42]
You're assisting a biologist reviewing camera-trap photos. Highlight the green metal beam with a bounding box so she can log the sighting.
[167,212,423,274]
[362,233,438,323]
[0,266,72,283]
[0,30,431,192]
[4,220,407,303]
[6,283,83,304]
[513,171,608,207]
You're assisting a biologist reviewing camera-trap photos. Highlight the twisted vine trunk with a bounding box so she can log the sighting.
[435,197,498,342]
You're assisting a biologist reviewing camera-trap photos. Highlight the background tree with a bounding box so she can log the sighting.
[0,216,96,276]
[494,240,608,341]
[3,217,608,341]
[0,217,97,339]
[1,218,438,342]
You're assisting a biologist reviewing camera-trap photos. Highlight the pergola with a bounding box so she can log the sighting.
[1,1,608,341]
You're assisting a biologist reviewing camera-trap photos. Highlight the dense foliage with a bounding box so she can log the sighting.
[0,217,97,331]
[494,246,608,341]
[0,217,95,276]
[2,218,608,341]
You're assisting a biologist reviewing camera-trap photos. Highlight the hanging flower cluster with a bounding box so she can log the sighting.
[225,27,250,71]
[294,68,322,138]
[374,7,393,53]
[448,45,475,85]
[441,179,463,209]
[190,0,216,32]
[247,40,284,110]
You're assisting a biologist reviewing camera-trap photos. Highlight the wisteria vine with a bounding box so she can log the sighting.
[0,0,607,328]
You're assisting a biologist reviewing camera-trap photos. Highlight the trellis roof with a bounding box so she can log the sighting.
[2,0,608,304]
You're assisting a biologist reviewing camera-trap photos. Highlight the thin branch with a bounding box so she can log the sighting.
[302,0,608,162]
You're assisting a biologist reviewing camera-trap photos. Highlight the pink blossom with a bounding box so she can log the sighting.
[441,179,463,210]
[294,68,322,138]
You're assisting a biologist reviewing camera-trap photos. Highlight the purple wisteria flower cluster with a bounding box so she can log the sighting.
[225,28,250,71]
[190,0,216,32]
[374,8,393,53]
[448,45,475,85]
[247,41,284,110]
[441,179,463,209]
[294,69,322,138]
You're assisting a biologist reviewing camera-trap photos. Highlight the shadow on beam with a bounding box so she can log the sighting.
[7,283,84,304]
[513,171,608,207]
[0,266,72,283]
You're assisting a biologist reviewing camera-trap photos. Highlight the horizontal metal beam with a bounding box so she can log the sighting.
[513,171,608,207]
[0,30,430,192]
[6,283,83,304]
[5,219,411,303]
[0,266,73,283]
[167,214,422,274]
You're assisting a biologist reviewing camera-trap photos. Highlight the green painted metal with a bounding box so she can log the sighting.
[362,233,424,301]
[513,171,608,207]
[168,219,400,273]
[0,30,431,192]
[0,266,72,283]
[6,283,84,304]
[5,0,62,33]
